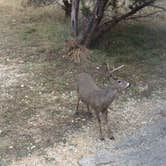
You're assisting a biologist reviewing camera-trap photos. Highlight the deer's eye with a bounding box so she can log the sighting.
[118,80,121,83]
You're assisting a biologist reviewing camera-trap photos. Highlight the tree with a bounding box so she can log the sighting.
[70,0,164,49]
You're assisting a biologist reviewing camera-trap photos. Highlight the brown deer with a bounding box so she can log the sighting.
[75,65,130,140]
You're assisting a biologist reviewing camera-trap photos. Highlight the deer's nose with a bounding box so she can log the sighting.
[126,82,130,88]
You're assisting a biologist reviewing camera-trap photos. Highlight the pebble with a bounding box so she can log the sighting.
[31,145,36,150]
[96,66,100,70]
[9,146,13,149]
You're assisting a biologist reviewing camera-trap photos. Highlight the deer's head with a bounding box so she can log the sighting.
[104,63,130,89]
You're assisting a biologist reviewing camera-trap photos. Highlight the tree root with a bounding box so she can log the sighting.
[65,40,90,63]
[67,47,81,63]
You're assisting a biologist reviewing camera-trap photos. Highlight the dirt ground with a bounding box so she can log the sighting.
[0,1,166,166]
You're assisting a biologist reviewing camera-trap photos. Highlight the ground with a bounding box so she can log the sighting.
[0,0,166,166]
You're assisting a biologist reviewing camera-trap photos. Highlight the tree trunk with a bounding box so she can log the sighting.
[71,0,80,36]
[77,0,109,47]
[63,0,72,17]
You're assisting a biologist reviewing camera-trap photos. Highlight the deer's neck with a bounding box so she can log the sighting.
[106,88,118,99]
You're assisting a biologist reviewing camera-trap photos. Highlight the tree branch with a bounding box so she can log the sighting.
[95,0,156,39]
[127,10,162,20]
[150,4,166,11]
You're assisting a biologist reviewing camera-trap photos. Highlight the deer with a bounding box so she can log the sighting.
[75,64,130,140]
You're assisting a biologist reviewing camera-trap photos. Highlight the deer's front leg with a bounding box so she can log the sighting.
[103,109,115,140]
[95,111,104,140]
[87,105,90,112]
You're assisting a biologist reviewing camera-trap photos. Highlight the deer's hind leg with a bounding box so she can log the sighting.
[103,109,114,140]
[86,105,93,117]
[87,105,90,112]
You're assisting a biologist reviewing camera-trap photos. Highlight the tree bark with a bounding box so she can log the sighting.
[63,0,72,17]
[71,0,80,36]
[77,0,109,47]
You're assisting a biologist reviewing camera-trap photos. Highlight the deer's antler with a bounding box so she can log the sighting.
[106,63,125,76]
[109,65,125,75]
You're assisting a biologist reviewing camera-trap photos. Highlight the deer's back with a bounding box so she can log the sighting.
[76,73,99,96]
[77,73,118,109]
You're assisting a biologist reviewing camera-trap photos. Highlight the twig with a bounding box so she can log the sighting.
[150,4,166,11]
[127,10,162,20]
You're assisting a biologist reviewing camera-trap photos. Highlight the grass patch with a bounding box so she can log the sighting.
[19,21,71,58]
[36,22,70,46]
[93,23,166,65]
[2,111,17,125]
[21,27,37,40]
[22,60,74,93]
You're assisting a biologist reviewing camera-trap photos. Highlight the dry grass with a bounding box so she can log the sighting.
[0,0,22,6]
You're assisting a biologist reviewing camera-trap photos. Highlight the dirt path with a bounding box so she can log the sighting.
[0,1,166,166]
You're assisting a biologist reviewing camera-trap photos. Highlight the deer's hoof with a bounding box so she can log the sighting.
[109,136,115,140]
[74,112,80,116]
[100,137,105,141]
[87,112,93,117]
